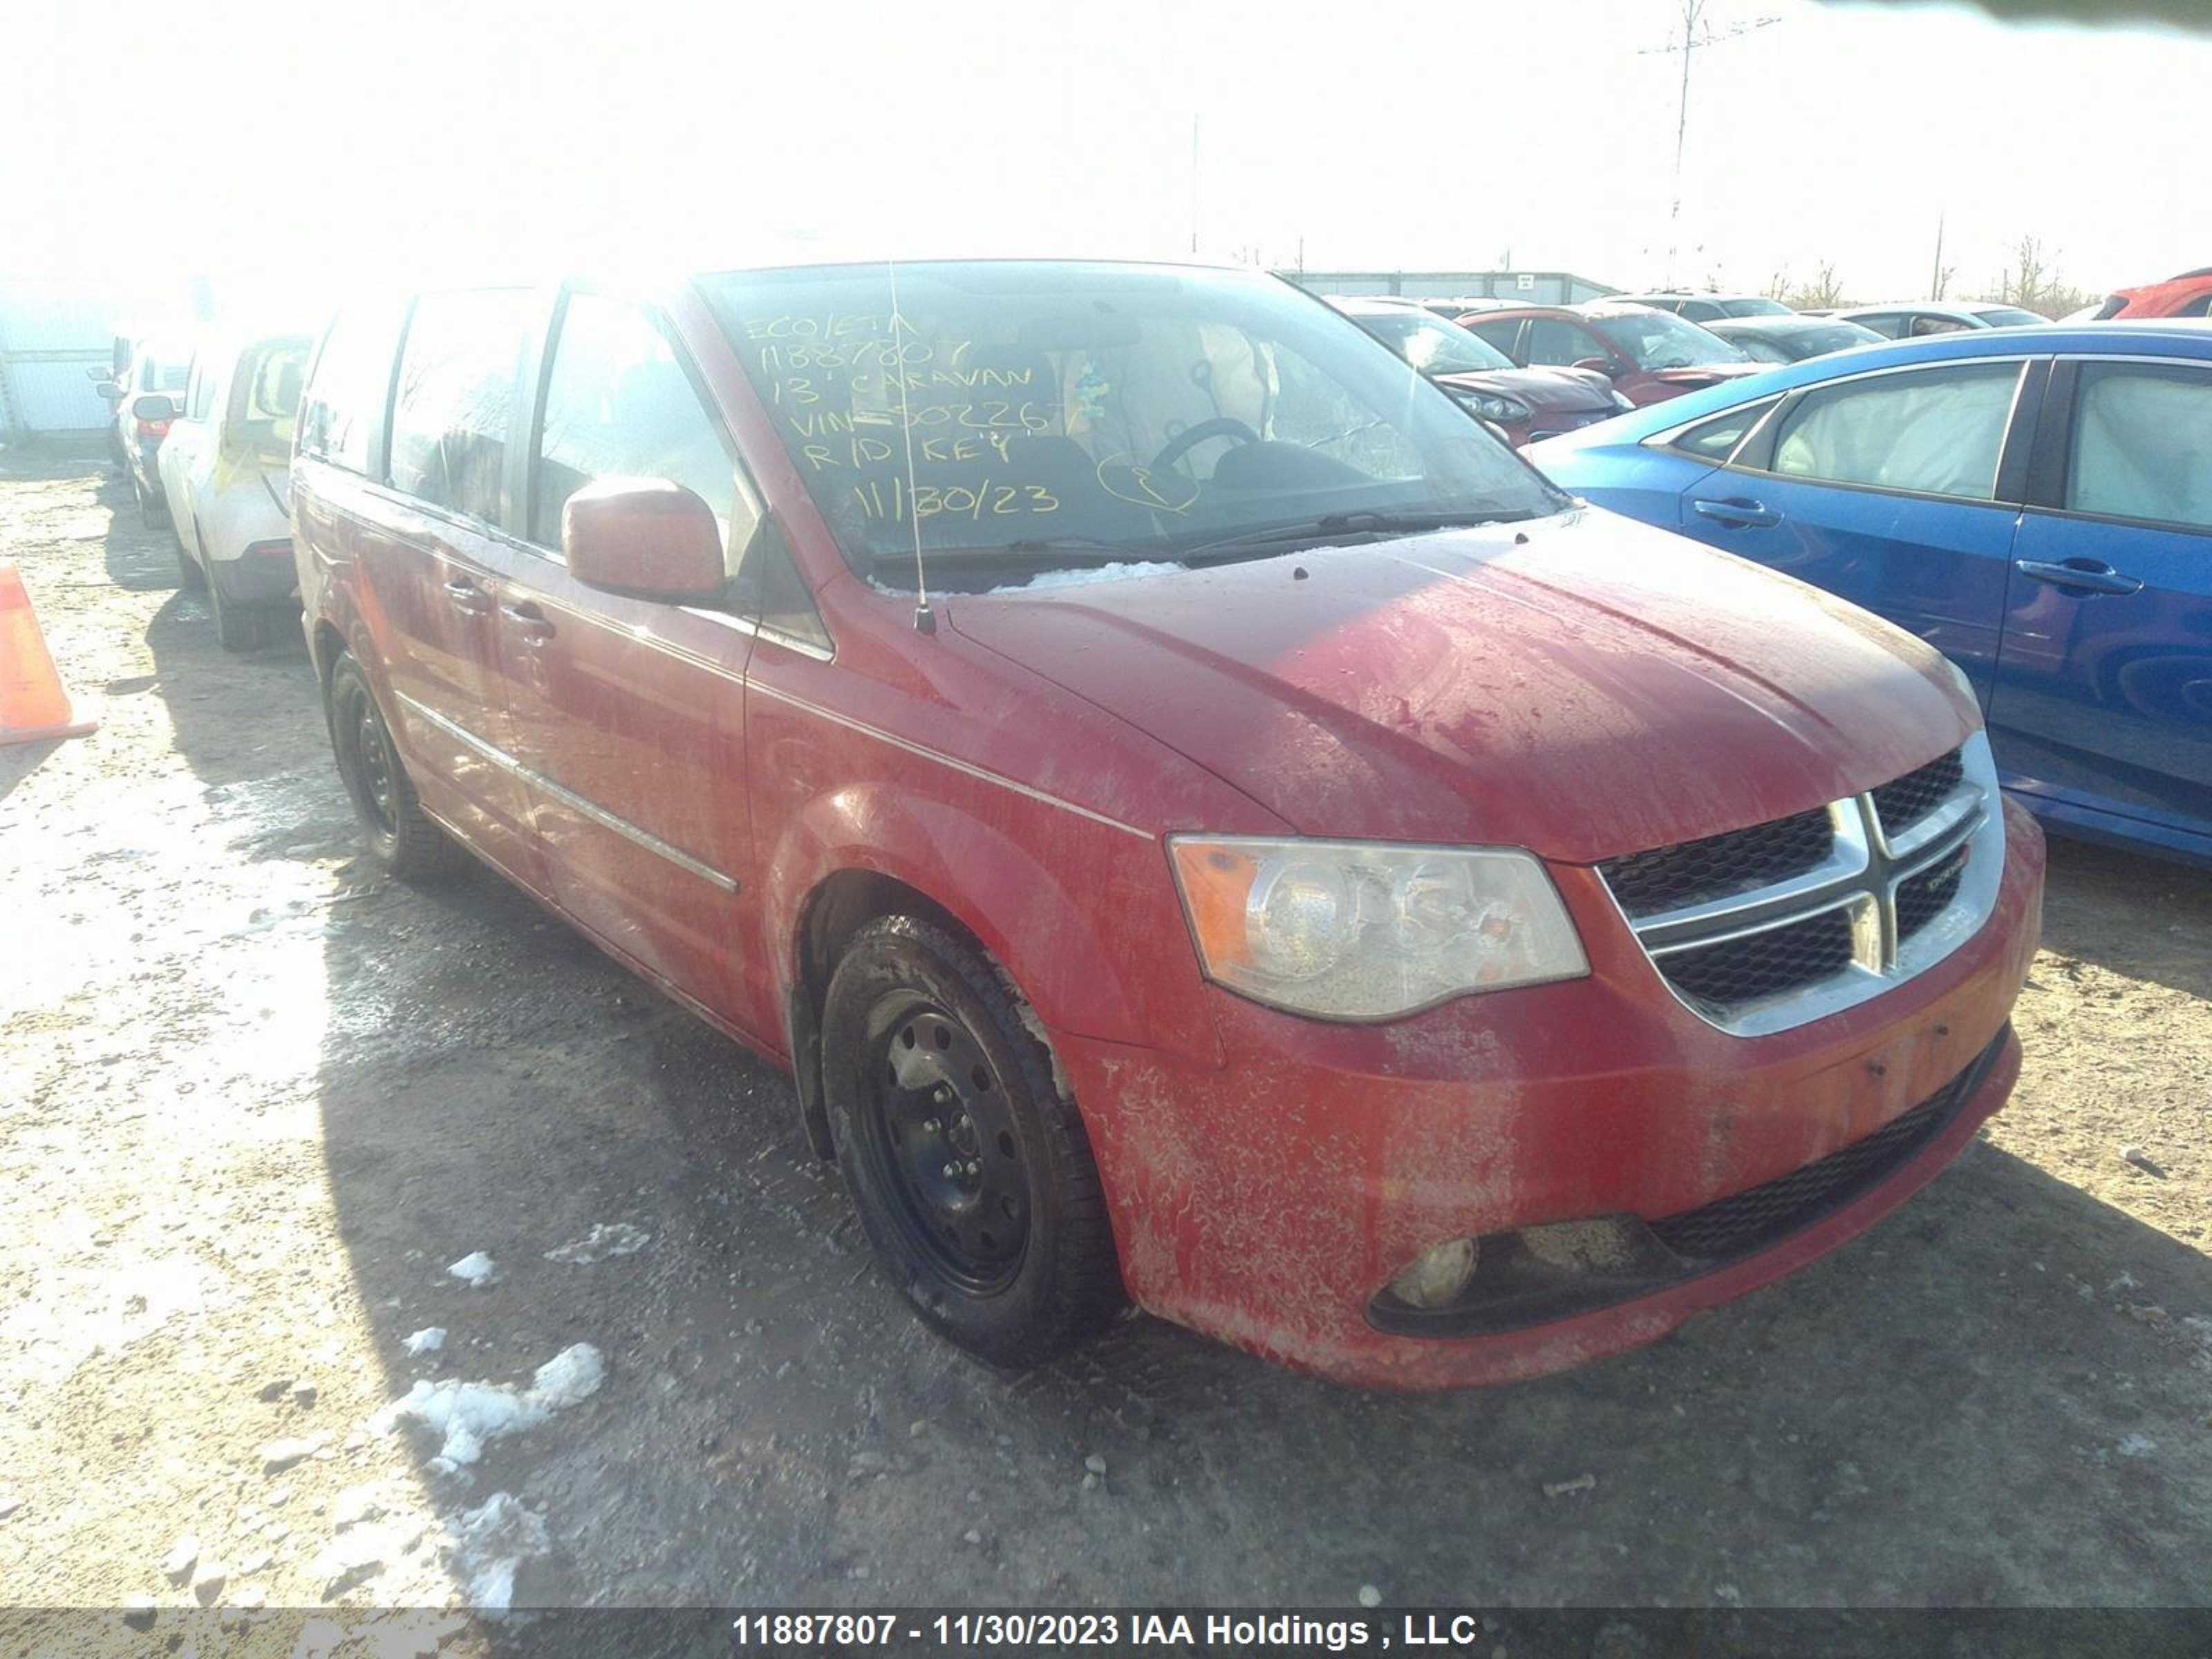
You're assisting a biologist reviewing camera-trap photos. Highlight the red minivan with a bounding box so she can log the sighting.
[292,261,2044,1389]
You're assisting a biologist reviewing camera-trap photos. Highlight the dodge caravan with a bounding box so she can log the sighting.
[290,261,2043,1389]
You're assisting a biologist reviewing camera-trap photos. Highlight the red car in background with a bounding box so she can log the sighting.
[1329,296,1631,446]
[1459,301,1770,406]
[2092,267,2212,319]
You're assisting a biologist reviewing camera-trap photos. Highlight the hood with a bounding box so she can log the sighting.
[946,511,1976,863]
[1644,362,1768,391]
[1432,366,1618,415]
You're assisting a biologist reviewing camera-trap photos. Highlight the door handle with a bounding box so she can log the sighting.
[1691,497,1781,529]
[500,600,556,643]
[2014,558,2143,597]
[442,577,491,616]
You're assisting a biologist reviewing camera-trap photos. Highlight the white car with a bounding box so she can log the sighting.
[156,329,315,650]
[1813,300,2047,339]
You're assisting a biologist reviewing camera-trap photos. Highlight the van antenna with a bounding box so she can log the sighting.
[885,261,935,635]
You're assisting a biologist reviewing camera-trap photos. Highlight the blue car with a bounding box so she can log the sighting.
[1528,323,2212,869]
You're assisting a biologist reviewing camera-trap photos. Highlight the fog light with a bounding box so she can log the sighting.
[1387,1237,1479,1310]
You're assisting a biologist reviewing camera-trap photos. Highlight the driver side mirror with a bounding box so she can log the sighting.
[95,379,121,403]
[563,477,727,606]
[131,393,179,421]
[1571,357,1615,378]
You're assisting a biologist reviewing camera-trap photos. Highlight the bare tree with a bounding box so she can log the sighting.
[1790,262,1846,310]
[1979,234,2093,317]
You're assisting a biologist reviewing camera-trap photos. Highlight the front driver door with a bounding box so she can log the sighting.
[1671,357,2038,704]
[1991,355,2212,851]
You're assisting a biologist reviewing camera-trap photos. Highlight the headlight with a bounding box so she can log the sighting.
[1168,837,1588,1020]
[1454,390,1531,424]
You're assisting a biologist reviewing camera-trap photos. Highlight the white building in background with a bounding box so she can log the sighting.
[0,281,123,438]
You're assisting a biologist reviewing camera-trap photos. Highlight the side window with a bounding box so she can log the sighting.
[1467,319,1521,358]
[742,529,833,652]
[298,303,409,475]
[1770,362,2021,500]
[1855,314,1906,339]
[531,292,757,572]
[1670,397,1779,462]
[1526,319,1605,367]
[2065,361,2212,531]
[388,288,532,522]
[1909,314,1969,337]
[1682,300,1719,321]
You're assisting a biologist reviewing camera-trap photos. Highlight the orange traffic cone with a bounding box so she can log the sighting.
[0,564,96,745]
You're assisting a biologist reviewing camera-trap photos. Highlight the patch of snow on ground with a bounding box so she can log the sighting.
[527,1343,606,1409]
[402,1327,446,1356]
[446,1252,496,1287]
[988,561,1186,593]
[543,1223,649,1265]
[370,1343,604,1470]
[451,1492,550,1611]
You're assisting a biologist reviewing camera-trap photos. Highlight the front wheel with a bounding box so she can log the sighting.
[325,653,464,881]
[822,915,1125,1367]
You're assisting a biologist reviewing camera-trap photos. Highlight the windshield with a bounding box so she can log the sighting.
[1972,306,2045,328]
[1720,297,1793,317]
[1585,309,1751,370]
[1794,322,1882,355]
[702,262,1557,590]
[1347,309,1515,375]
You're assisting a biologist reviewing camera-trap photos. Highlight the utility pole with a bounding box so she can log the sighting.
[1643,1,1781,287]
[1190,115,1201,257]
[1929,212,1947,299]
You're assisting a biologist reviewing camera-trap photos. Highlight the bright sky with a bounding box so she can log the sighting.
[10,0,2206,319]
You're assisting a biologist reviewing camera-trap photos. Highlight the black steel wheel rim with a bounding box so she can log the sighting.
[341,685,399,836]
[859,993,1031,1294]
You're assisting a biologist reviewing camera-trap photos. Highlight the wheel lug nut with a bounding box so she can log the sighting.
[966,1160,980,1177]
[942,1163,958,1179]
[922,1118,939,1133]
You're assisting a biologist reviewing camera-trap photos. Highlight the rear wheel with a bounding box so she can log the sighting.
[326,653,464,881]
[135,476,169,528]
[822,915,1124,1367]
[206,565,275,652]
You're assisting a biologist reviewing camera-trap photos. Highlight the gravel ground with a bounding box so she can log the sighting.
[1,453,2207,1655]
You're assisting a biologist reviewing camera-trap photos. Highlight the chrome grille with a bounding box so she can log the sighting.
[1597,735,2004,1036]
[1600,807,1835,916]
[1871,750,1966,837]
[1658,908,1857,1018]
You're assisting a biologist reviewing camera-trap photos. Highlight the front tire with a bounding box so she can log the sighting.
[326,653,464,881]
[136,476,170,528]
[822,915,1125,1367]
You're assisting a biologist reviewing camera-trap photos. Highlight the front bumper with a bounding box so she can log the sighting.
[1058,798,2045,1389]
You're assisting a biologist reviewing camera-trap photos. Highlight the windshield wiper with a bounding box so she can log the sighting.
[868,535,1156,568]
[1177,507,1540,561]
